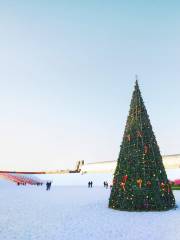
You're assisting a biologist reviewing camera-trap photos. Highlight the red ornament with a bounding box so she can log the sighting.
[137,130,142,137]
[167,184,170,193]
[127,134,131,142]
[113,178,117,185]
[120,182,126,191]
[122,175,128,183]
[147,181,151,187]
[137,179,142,188]
[144,144,149,154]
[161,182,165,191]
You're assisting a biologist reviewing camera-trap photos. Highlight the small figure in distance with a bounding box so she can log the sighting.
[103,181,108,188]
[46,182,49,190]
[49,181,52,190]
[46,181,52,191]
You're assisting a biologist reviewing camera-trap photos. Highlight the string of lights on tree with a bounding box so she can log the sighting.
[109,80,176,211]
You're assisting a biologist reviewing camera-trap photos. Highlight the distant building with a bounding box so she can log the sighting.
[80,154,180,174]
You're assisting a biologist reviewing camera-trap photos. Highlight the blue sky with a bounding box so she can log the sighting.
[0,1,179,171]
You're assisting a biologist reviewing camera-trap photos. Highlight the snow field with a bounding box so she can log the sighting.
[0,186,179,240]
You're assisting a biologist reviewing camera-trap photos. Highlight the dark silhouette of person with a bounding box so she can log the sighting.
[88,181,93,188]
[46,181,52,191]
[104,181,108,188]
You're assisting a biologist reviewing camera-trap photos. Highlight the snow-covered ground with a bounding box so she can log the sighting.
[0,184,179,240]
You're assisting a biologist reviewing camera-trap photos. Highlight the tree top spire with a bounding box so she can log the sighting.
[135,74,139,86]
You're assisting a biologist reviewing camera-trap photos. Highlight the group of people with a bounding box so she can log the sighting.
[87,181,112,188]
[17,182,43,186]
[88,181,93,188]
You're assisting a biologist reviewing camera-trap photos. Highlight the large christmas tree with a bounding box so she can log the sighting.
[109,81,176,211]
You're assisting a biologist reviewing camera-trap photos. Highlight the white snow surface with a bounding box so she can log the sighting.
[0,185,179,240]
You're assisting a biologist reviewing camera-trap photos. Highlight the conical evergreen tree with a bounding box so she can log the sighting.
[109,81,176,211]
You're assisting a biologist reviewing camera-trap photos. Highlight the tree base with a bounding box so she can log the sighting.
[108,204,177,212]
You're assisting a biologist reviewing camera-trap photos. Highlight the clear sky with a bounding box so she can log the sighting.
[0,1,179,171]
